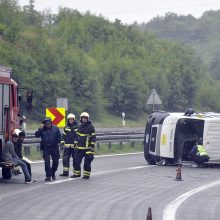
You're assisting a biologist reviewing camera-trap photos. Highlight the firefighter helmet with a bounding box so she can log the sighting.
[80,112,89,119]
[67,113,75,120]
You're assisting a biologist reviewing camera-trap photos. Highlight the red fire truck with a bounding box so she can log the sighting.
[0,65,20,179]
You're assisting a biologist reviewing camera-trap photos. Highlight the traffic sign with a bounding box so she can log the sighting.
[147,89,162,105]
[46,108,65,127]
[147,89,162,111]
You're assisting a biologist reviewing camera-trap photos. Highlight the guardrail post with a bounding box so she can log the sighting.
[97,143,100,150]
[24,146,30,157]
[131,142,135,148]
[36,145,40,152]
[119,142,123,149]
[108,142,111,150]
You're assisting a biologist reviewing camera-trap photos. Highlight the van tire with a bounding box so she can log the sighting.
[144,145,157,165]
[2,167,12,179]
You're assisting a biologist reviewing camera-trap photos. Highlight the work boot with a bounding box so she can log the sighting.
[70,175,81,178]
[52,172,56,180]
[45,177,51,181]
[59,172,69,177]
[82,176,90,179]
[25,180,37,184]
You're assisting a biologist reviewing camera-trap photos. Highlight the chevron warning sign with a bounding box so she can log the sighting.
[46,108,65,127]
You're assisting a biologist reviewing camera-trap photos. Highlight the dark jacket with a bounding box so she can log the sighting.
[14,139,23,159]
[62,121,78,146]
[76,121,96,149]
[35,125,61,148]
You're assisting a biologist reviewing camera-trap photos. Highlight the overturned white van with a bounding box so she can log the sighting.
[144,110,220,165]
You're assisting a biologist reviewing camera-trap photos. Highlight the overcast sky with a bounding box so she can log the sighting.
[18,0,220,24]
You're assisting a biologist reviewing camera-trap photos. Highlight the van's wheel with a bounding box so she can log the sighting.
[144,145,157,165]
[2,167,12,179]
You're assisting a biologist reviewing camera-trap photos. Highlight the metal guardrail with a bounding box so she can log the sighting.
[23,128,145,147]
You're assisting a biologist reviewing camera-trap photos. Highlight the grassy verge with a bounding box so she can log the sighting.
[26,111,147,130]
[23,142,144,161]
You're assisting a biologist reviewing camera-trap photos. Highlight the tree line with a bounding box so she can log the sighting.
[0,0,219,121]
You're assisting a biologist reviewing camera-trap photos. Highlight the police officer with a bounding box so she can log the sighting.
[35,118,61,181]
[72,112,96,179]
[60,113,78,177]
[189,140,210,167]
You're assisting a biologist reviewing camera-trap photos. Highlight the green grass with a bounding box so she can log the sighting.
[23,142,144,161]
[26,111,147,130]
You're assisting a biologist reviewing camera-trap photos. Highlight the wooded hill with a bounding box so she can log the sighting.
[139,11,220,80]
[0,1,219,121]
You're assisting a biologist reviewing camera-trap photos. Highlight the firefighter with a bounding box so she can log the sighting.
[59,113,78,177]
[35,118,61,181]
[188,140,210,167]
[71,112,96,179]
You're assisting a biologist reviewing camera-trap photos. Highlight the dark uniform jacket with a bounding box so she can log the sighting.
[76,121,96,149]
[62,121,78,147]
[35,125,61,148]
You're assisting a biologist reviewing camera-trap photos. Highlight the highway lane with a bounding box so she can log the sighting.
[1,153,220,220]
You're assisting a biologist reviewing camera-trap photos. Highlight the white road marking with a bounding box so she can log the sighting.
[46,165,152,185]
[163,180,220,220]
[30,152,144,164]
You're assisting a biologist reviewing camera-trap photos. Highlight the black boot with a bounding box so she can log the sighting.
[59,172,69,177]
[70,175,81,178]
[82,176,90,179]
[45,177,51,181]
[52,172,56,180]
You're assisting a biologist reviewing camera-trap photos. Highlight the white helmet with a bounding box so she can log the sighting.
[12,129,21,137]
[80,112,89,119]
[67,113,75,120]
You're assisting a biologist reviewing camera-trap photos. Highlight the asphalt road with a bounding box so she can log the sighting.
[1,153,220,220]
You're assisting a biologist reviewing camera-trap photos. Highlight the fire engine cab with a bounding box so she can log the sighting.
[0,65,20,179]
[144,109,220,165]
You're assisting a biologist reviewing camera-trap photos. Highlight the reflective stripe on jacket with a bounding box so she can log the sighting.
[62,121,78,146]
[197,145,209,156]
[76,121,96,149]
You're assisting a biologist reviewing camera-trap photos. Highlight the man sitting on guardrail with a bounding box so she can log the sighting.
[14,130,32,177]
[2,130,34,183]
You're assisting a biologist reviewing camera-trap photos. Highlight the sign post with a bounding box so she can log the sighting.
[122,112,125,127]
[146,89,162,111]
[56,98,68,111]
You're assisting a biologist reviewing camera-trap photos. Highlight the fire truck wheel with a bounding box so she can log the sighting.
[2,167,12,179]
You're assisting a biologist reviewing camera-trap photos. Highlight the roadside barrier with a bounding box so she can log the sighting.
[22,128,145,156]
